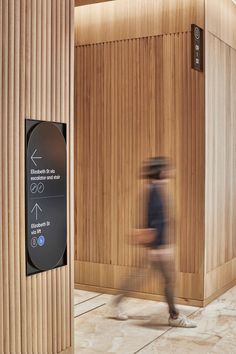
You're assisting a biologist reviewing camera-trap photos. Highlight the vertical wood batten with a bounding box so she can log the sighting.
[0,0,3,350]
[46,3,53,352]
[14,0,22,350]
[30,1,38,351]
[2,0,10,351]
[56,0,62,351]
[69,0,74,349]
[61,0,66,348]
[51,0,57,352]
[41,2,48,352]
[9,0,14,350]
[20,0,27,350]
[9,0,16,352]
[37,0,43,352]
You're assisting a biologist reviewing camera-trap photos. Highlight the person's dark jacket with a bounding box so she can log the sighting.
[146,183,167,248]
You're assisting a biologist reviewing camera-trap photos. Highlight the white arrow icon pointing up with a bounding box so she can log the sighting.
[31,203,42,220]
[31,149,42,166]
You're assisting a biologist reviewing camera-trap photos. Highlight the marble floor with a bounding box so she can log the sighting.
[74,286,236,354]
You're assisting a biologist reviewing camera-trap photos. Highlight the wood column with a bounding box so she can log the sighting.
[0,1,74,353]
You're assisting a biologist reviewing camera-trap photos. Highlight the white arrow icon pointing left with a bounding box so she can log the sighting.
[31,203,42,220]
[31,149,42,166]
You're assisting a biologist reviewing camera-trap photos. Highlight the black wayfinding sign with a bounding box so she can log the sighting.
[191,24,204,72]
[26,120,67,275]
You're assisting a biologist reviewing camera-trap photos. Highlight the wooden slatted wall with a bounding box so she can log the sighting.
[0,0,74,353]
[205,0,236,302]
[74,32,205,302]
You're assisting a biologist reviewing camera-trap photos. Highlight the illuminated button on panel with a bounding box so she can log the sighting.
[37,235,45,247]
[31,237,38,248]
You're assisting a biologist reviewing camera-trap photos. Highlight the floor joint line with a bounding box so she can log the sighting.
[74,293,102,307]
[74,303,106,318]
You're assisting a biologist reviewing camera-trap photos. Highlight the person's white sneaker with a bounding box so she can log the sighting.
[110,294,128,320]
[168,314,197,328]
[115,308,128,321]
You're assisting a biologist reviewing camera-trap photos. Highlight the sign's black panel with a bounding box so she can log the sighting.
[191,24,204,72]
[26,120,67,276]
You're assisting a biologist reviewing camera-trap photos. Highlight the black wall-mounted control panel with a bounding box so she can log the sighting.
[191,24,204,72]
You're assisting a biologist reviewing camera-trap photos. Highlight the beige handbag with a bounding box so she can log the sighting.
[128,228,156,246]
[148,246,174,262]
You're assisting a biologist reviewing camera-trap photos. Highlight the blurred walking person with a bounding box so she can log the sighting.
[112,157,197,328]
